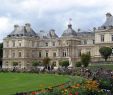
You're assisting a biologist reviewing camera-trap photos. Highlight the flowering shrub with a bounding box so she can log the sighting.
[37,79,106,95]
[84,80,99,91]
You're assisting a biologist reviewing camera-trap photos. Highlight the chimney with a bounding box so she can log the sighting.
[14,24,19,30]
[25,23,31,32]
[25,23,31,27]
[106,13,112,20]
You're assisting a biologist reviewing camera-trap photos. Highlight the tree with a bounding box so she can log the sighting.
[99,47,112,61]
[43,57,51,68]
[81,53,91,67]
[59,60,69,68]
[32,61,40,67]
[0,43,3,67]
[12,62,18,67]
[32,61,40,71]
[75,61,81,67]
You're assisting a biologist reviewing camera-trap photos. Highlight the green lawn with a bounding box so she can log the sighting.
[0,73,70,95]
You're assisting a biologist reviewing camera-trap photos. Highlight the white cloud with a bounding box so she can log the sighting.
[0,0,113,42]
[0,16,23,42]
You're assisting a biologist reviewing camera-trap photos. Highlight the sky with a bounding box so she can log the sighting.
[0,0,113,42]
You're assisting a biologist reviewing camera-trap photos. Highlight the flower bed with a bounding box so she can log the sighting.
[37,80,106,95]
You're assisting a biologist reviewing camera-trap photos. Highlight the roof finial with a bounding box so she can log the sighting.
[69,18,72,25]
[68,18,72,28]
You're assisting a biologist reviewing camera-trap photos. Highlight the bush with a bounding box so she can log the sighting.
[99,47,112,61]
[81,53,91,67]
[32,61,40,67]
[43,57,51,68]
[59,60,69,68]
[76,61,81,67]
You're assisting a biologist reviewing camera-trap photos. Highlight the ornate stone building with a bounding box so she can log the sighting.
[2,13,113,68]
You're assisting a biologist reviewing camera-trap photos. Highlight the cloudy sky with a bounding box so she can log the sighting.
[0,0,113,42]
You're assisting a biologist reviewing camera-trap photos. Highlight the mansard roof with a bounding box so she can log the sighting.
[62,24,77,37]
[38,29,58,39]
[77,32,95,37]
[38,30,48,39]
[8,23,38,37]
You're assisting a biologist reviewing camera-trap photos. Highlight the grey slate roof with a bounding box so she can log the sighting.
[8,23,38,37]
[38,29,58,39]
[77,32,95,36]
[62,24,77,37]
[38,30,48,39]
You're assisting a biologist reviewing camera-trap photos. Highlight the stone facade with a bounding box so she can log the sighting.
[2,13,113,69]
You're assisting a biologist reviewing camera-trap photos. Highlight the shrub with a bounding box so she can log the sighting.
[32,61,40,67]
[81,53,91,67]
[59,60,69,68]
[99,47,112,61]
[43,57,51,68]
[76,61,81,67]
[12,62,18,66]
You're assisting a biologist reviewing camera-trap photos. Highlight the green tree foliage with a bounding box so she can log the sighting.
[12,62,18,66]
[99,47,112,61]
[0,43,3,61]
[59,60,69,68]
[32,61,40,67]
[43,57,51,68]
[75,61,81,67]
[81,53,91,67]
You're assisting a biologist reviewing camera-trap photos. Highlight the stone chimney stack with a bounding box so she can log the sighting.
[25,23,31,32]
[14,24,19,30]
[106,13,112,20]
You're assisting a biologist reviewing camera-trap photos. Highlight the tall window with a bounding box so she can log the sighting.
[46,51,48,57]
[93,40,95,44]
[18,51,22,57]
[101,35,104,42]
[6,41,9,47]
[12,40,15,47]
[12,52,15,58]
[84,40,87,44]
[53,42,55,46]
[112,48,113,54]
[32,41,35,47]
[18,41,22,47]
[45,42,48,46]
[32,50,37,58]
[111,35,113,41]
[39,51,41,58]
[53,52,56,57]
[63,51,66,57]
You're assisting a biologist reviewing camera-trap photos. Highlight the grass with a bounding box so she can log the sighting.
[88,63,113,71]
[0,73,70,95]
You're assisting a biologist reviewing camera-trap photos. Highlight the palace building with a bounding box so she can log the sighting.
[2,13,113,68]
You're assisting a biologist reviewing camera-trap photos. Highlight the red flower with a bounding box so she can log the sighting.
[32,91,36,95]
[69,93,73,95]
[75,92,79,95]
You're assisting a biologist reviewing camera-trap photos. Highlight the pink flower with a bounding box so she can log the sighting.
[75,92,79,95]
